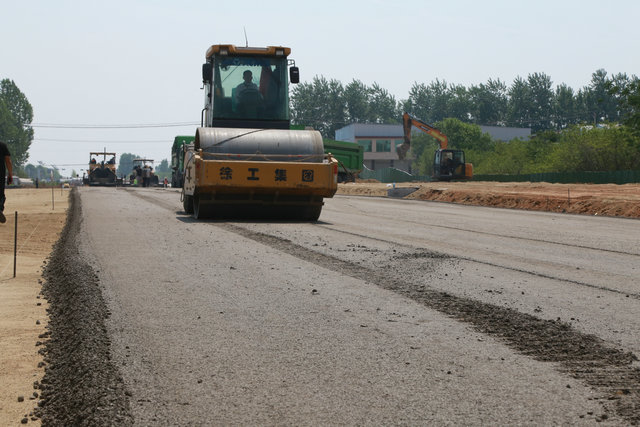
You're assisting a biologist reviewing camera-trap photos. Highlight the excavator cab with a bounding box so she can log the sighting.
[433,149,469,181]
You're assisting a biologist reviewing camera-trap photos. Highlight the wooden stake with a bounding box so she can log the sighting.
[13,211,17,278]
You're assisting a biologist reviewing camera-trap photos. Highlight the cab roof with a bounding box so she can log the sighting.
[205,44,291,60]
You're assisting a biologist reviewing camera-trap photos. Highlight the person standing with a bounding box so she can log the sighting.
[0,140,13,224]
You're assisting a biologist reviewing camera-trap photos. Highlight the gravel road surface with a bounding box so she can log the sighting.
[37,187,640,425]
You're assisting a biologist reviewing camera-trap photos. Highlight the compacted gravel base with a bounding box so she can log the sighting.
[225,224,640,424]
[35,189,132,426]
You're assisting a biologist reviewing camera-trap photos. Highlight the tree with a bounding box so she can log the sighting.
[446,84,472,122]
[24,163,36,179]
[0,79,34,167]
[368,83,399,124]
[343,79,371,123]
[608,74,640,135]
[507,76,532,128]
[573,87,592,124]
[117,153,140,177]
[468,78,508,125]
[553,83,576,129]
[290,76,345,138]
[473,140,530,174]
[585,69,618,124]
[527,72,554,132]
[436,118,493,151]
[546,126,640,172]
[155,159,170,173]
[406,79,451,123]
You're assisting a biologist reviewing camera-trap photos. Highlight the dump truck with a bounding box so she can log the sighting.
[322,139,363,182]
[87,150,118,186]
[171,136,195,188]
[182,44,338,220]
[397,112,473,181]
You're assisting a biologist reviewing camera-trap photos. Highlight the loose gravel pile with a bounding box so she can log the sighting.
[35,189,132,426]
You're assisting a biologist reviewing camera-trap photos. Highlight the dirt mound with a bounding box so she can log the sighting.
[35,190,132,425]
[337,181,640,219]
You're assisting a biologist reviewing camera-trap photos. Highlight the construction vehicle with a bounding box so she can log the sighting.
[171,136,195,188]
[322,138,363,182]
[182,44,338,220]
[397,112,473,181]
[87,150,118,186]
[131,159,159,187]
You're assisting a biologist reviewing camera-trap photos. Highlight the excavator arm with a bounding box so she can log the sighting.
[397,112,448,160]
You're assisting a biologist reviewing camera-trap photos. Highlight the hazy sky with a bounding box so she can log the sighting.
[2,0,639,176]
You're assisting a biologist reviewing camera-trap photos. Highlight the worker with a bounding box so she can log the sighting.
[142,167,151,187]
[442,152,454,175]
[0,140,13,224]
[235,70,262,113]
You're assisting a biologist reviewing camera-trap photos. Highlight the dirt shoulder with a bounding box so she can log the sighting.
[337,181,640,219]
[0,188,70,425]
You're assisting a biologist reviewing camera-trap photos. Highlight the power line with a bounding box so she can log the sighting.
[37,163,87,167]
[31,121,199,129]
[34,138,170,144]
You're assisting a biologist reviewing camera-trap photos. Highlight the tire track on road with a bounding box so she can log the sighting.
[220,222,640,424]
[316,224,640,301]
[345,206,640,256]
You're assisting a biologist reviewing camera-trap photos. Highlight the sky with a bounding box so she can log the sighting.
[2,0,639,177]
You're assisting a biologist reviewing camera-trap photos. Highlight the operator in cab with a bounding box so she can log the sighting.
[235,70,263,114]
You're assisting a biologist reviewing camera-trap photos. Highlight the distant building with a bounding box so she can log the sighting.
[334,123,410,172]
[335,123,531,172]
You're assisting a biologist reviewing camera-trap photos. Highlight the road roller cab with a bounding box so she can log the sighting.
[201,45,298,130]
[182,45,338,220]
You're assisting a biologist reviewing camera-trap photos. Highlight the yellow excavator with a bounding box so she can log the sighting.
[397,112,473,181]
[182,44,338,220]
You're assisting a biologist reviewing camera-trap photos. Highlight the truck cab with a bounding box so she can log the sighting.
[201,45,299,130]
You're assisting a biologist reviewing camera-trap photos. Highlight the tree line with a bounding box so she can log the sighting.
[290,69,638,136]
[290,69,640,176]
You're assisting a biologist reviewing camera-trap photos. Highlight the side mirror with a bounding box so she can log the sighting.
[289,66,299,84]
[202,63,213,83]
